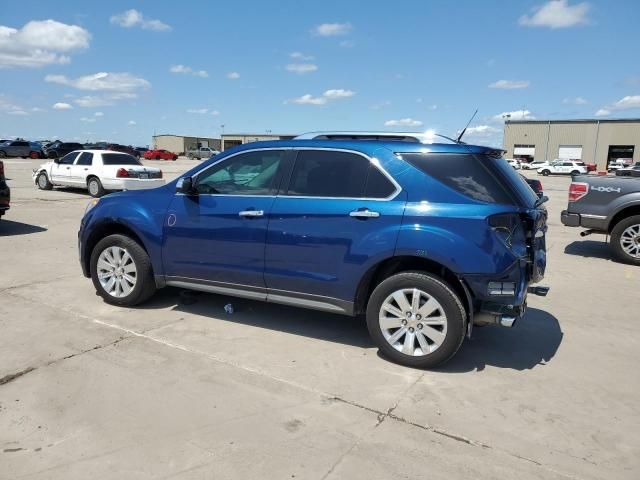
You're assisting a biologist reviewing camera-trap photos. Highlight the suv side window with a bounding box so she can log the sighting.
[364,164,397,198]
[75,152,93,166]
[59,152,80,165]
[286,150,369,198]
[195,150,285,195]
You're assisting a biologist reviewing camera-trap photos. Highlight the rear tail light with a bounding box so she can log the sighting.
[568,182,589,202]
[116,168,129,178]
[0,161,4,178]
[159,170,163,178]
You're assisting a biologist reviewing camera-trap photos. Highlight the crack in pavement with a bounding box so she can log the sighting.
[0,274,78,295]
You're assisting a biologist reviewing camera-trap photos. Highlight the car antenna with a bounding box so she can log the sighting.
[456,109,478,143]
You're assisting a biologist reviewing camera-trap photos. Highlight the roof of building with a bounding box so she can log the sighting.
[506,118,640,125]
[152,134,220,139]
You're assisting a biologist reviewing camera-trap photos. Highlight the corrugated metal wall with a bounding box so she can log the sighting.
[504,121,640,170]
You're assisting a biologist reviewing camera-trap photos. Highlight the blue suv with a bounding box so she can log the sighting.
[79,132,548,368]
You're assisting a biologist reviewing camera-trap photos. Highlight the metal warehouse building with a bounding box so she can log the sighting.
[152,134,221,155]
[220,133,295,151]
[503,119,640,171]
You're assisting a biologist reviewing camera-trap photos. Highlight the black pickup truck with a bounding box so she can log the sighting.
[0,160,10,220]
[561,175,640,265]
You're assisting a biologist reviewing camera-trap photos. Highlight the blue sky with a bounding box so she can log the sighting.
[1,0,639,146]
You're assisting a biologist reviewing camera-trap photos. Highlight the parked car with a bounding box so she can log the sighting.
[607,159,633,173]
[78,132,549,368]
[506,158,521,170]
[44,141,84,159]
[615,163,640,177]
[521,160,550,170]
[107,144,139,158]
[144,149,178,161]
[33,150,164,198]
[134,147,149,157]
[538,161,588,176]
[187,146,220,160]
[0,160,9,220]
[523,176,544,199]
[562,175,640,265]
[0,139,43,159]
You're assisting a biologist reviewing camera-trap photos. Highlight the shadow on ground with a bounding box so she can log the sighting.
[139,289,562,370]
[0,219,47,236]
[437,308,563,372]
[564,239,612,261]
[139,287,374,349]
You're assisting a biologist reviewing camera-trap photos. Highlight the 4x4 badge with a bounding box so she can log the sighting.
[591,186,621,193]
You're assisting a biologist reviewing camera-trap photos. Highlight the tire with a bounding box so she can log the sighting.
[0,151,6,158]
[541,169,550,176]
[155,155,161,160]
[570,170,580,176]
[36,172,53,190]
[48,152,57,159]
[610,215,640,266]
[87,176,105,198]
[366,272,466,369]
[90,234,156,306]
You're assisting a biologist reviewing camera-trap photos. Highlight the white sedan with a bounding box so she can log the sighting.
[521,160,550,170]
[506,158,521,169]
[33,150,164,197]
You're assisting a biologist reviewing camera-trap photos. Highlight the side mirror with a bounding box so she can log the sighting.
[176,176,195,194]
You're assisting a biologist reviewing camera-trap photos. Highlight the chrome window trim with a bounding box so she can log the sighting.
[177,146,402,201]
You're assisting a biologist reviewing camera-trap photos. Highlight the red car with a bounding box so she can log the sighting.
[144,149,178,161]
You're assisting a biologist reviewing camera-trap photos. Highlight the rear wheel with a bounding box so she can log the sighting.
[611,215,640,266]
[570,170,580,176]
[90,234,156,306]
[36,172,53,190]
[87,177,105,197]
[541,169,550,176]
[366,272,466,368]
[0,151,6,158]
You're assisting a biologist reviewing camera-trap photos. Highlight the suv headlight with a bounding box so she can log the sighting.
[84,198,100,216]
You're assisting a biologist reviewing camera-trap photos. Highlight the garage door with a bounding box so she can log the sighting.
[558,145,582,160]
[514,145,535,156]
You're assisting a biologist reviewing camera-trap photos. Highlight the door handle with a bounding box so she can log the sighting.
[238,210,264,217]
[349,209,380,219]
[66,166,70,169]
[84,168,89,171]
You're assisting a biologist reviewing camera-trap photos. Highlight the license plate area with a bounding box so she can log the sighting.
[139,173,149,179]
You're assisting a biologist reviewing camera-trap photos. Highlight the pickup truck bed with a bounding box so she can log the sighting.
[561,175,640,264]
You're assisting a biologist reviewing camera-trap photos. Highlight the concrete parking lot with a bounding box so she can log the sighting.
[1,158,638,479]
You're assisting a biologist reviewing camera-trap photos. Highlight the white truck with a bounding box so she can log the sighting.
[186,146,219,160]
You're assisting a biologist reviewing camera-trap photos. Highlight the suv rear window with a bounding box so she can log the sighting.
[400,153,537,206]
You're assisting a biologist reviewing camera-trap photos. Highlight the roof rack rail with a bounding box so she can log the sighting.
[294,131,460,144]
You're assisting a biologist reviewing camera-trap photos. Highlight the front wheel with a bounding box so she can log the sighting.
[90,234,156,306]
[570,170,580,176]
[366,272,466,368]
[610,215,640,266]
[36,172,53,190]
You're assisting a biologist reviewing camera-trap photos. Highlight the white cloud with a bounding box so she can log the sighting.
[110,9,171,31]
[489,79,530,89]
[384,118,423,127]
[519,1,590,29]
[563,96,588,104]
[80,117,96,122]
[128,120,136,125]
[288,88,355,106]
[285,63,318,74]
[7,110,28,116]
[493,110,536,121]
[52,102,73,110]
[0,19,90,68]
[370,100,391,110]
[312,22,352,36]
[31,107,46,112]
[463,125,501,137]
[45,72,150,91]
[290,94,327,105]
[323,89,355,99]
[94,111,104,116]
[290,52,314,60]
[227,71,240,80]
[186,108,209,114]
[74,96,114,107]
[169,64,208,78]
[595,95,640,117]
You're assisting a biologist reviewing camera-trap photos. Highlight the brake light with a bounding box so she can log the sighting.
[0,161,4,177]
[568,182,589,202]
[116,168,129,178]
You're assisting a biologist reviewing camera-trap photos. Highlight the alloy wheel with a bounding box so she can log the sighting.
[97,246,137,297]
[620,224,640,258]
[88,180,99,196]
[378,288,448,356]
